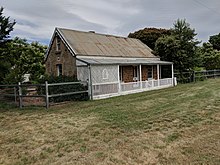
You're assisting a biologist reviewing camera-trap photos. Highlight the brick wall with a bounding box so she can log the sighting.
[45,35,77,77]
[121,65,158,83]
[122,66,134,83]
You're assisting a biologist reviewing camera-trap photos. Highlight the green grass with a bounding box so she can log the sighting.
[0,79,220,164]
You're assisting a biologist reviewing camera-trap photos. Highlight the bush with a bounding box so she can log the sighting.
[39,75,89,102]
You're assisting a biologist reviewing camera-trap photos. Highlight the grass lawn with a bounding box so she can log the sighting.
[0,79,220,165]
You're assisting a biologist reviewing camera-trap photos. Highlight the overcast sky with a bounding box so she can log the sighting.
[1,0,220,45]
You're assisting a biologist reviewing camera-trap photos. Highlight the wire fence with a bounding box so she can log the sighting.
[0,81,88,109]
[174,69,220,84]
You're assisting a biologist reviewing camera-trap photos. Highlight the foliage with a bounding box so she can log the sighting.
[128,27,170,50]
[0,7,16,45]
[0,7,16,83]
[200,43,220,70]
[209,33,220,50]
[39,74,78,84]
[154,35,179,62]
[1,37,47,84]
[39,75,89,102]
[155,19,200,75]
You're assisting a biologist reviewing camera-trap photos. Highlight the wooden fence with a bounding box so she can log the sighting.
[0,81,88,109]
[174,69,220,83]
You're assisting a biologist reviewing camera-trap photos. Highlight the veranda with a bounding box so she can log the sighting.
[77,60,175,99]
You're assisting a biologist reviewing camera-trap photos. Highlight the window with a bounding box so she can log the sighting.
[57,64,62,76]
[133,66,139,81]
[119,66,123,82]
[56,37,61,51]
[102,69,108,79]
[147,66,153,80]
[57,55,60,61]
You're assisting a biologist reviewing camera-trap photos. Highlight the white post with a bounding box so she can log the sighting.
[118,65,121,93]
[18,82,22,108]
[139,65,142,89]
[88,65,93,100]
[171,64,174,86]
[45,81,49,109]
[157,64,160,86]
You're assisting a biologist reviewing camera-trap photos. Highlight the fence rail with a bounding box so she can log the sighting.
[0,81,88,109]
[174,69,220,83]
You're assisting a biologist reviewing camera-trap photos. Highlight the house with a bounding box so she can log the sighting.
[45,28,175,99]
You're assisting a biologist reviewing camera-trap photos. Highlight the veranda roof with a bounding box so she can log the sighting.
[76,58,173,66]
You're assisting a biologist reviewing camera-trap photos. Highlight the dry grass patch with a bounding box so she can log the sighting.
[0,79,220,164]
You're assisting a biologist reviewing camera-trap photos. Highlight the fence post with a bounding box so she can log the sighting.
[18,82,22,108]
[45,81,49,109]
[88,65,93,100]
[193,71,196,82]
[14,87,17,105]
[87,80,91,100]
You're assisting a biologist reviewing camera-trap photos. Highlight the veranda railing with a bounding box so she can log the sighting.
[92,78,174,99]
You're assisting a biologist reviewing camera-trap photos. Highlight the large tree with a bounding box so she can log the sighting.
[155,19,200,74]
[209,33,220,51]
[0,7,16,45]
[128,28,170,50]
[2,37,47,84]
[0,7,16,83]
[200,43,220,70]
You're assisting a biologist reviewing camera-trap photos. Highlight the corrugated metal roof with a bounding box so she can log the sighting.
[76,58,172,66]
[57,28,157,58]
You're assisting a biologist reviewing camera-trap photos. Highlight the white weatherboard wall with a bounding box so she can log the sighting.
[77,66,89,82]
[91,65,119,96]
[91,65,118,84]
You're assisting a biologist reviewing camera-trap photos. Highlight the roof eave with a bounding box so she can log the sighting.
[45,27,78,62]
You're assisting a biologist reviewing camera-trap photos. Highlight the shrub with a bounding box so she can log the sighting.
[39,75,89,102]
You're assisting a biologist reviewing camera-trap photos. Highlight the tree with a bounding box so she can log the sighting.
[128,28,170,50]
[200,43,220,70]
[154,35,180,66]
[2,37,47,84]
[0,7,16,83]
[155,19,200,75]
[0,7,47,84]
[0,7,16,45]
[209,33,220,50]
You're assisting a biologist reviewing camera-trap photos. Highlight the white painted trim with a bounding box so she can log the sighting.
[159,65,162,79]
[139,65,142,89]
[171,64,174,86]
[92,81,119,85]
[56,28,78,55]
[157,64,160,86]
[92,78,174,100]
[93,84,173,100]
[77,55,161,61]
[117,65,121,93]
[45,28,78,61]
[121,81,141,85]
[45,29,57,60]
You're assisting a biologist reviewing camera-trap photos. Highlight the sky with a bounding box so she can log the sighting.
[1,0,220,45]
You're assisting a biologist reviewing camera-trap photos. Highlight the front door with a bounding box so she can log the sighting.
[147,66,153,80]
[133,66,139,81]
